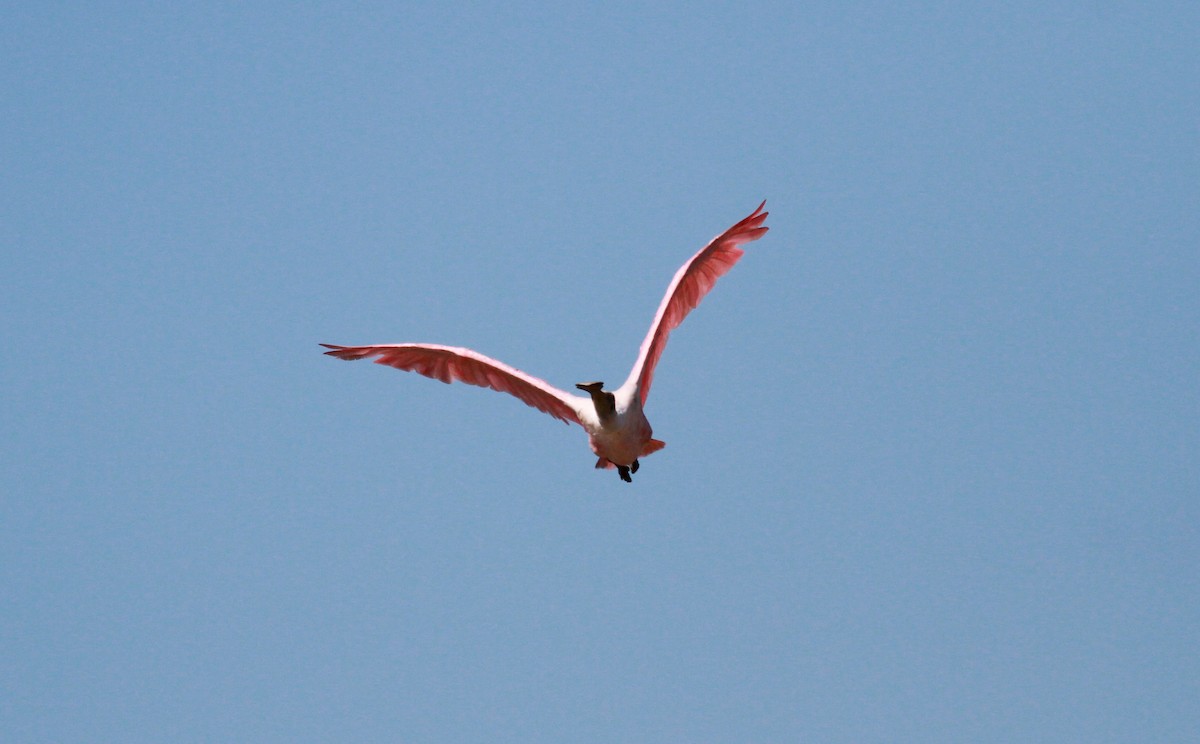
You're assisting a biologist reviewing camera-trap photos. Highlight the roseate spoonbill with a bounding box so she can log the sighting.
[322,201,769,482]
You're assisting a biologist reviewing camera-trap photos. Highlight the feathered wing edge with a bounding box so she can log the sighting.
[620,201,770,405]
[321,343,584,425]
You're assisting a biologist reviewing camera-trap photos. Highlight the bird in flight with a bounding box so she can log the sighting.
[322,201,769,482]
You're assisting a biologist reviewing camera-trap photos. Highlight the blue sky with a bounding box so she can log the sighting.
[3,2,1197,741]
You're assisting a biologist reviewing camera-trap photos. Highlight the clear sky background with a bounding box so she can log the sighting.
[3,3,1197,742]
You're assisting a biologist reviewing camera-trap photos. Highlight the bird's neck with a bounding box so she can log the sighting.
[586,389,617,422]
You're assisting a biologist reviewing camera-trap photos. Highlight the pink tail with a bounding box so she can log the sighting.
[595,440,665,469]
[641,439,666,456]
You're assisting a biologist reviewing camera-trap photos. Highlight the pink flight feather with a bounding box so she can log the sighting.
[623,201,769,404]
[321,343,581,425]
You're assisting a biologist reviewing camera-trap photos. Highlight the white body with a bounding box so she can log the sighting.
[575,386,653,468]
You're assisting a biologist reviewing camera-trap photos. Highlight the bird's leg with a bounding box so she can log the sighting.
[630,459,639,474]
[617,465,632,483]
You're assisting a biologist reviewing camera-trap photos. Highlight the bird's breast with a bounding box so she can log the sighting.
[582,404,652,466]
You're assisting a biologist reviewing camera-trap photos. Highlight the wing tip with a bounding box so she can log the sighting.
[742,200,769,235]
[321,343,365,360]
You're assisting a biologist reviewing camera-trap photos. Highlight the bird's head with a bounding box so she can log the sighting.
[575,381,605,394]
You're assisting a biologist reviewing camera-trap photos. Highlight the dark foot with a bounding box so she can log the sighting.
[617,465,632,483]
[630,459,640,474]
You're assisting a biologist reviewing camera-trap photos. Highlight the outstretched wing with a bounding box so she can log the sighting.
[620,201,769,405]
[322,343,583,425]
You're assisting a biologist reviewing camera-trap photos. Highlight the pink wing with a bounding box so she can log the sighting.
[621,201,770,405]
[321,343,582,425]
